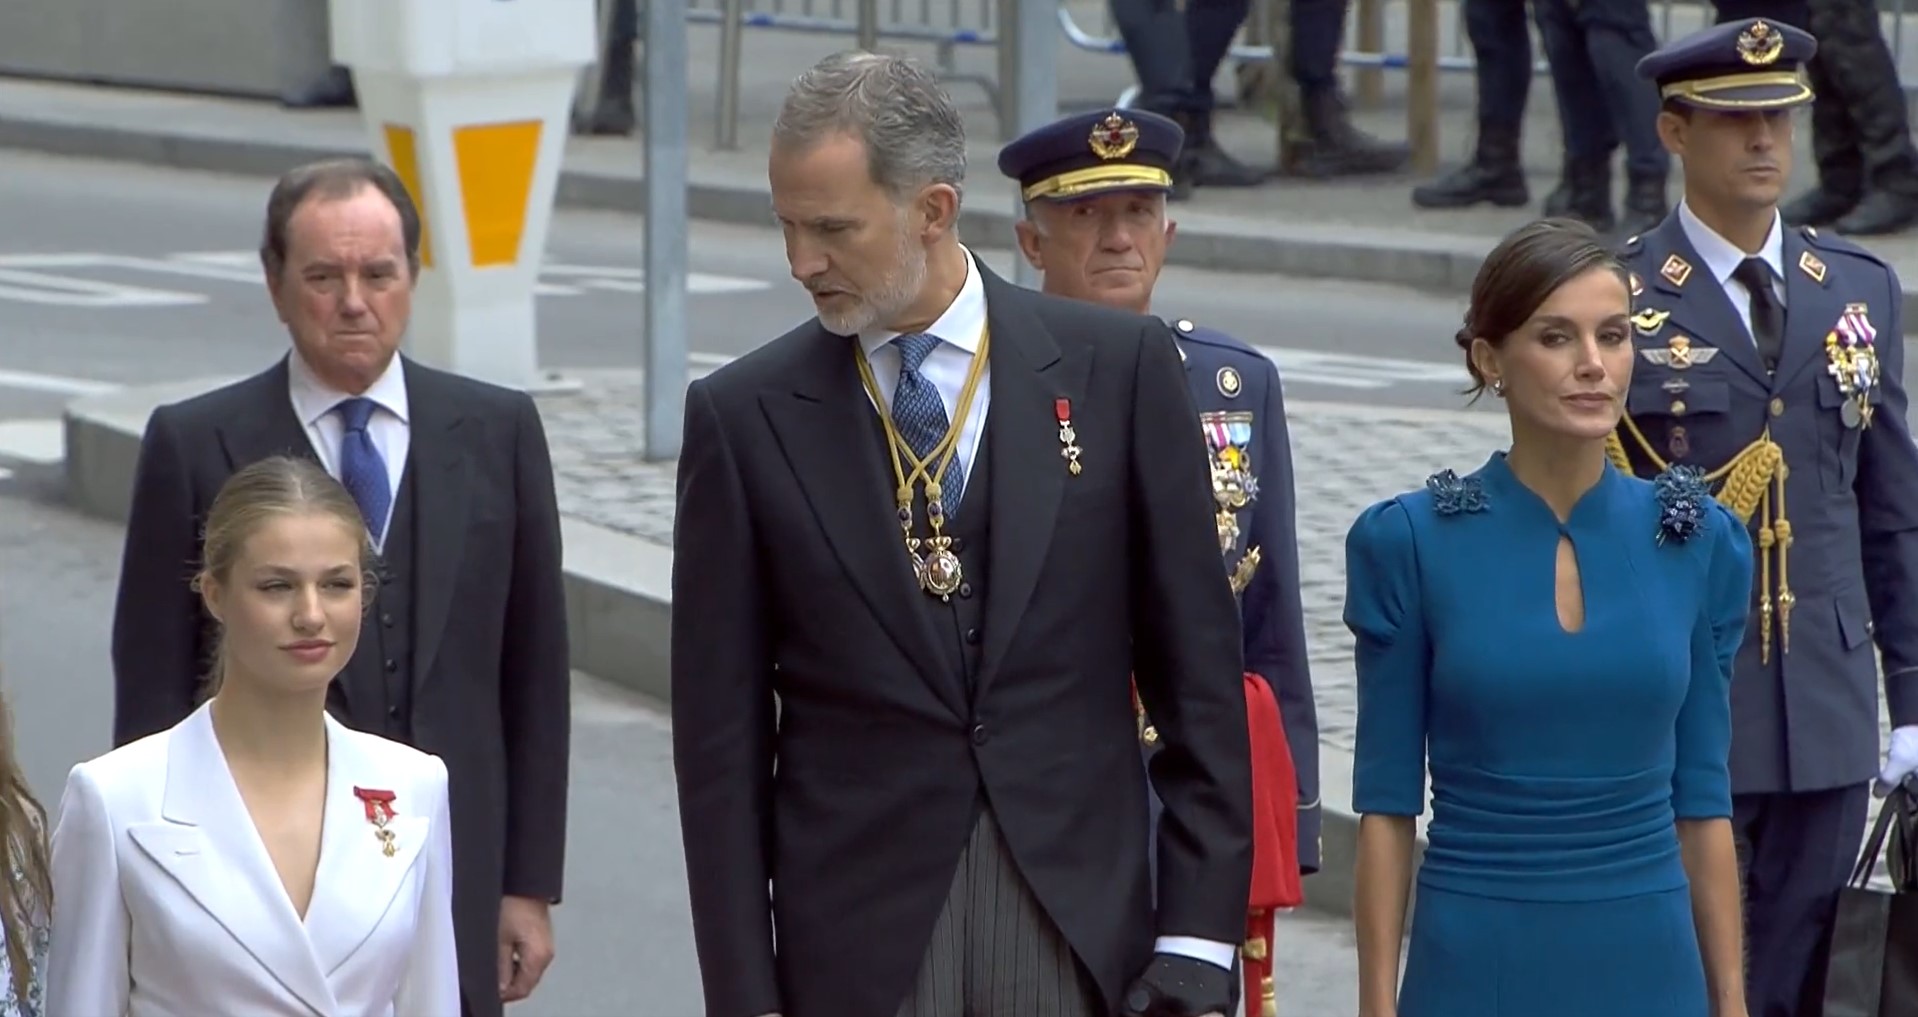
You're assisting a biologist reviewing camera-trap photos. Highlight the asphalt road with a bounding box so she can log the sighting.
[0,150,1370,1013]
[0,149,1489,421]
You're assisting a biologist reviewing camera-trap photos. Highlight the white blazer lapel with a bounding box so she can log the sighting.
[126,704,338,1017]
[303,715,431,979]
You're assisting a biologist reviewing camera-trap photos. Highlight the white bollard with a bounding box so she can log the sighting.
[328,0,596,392]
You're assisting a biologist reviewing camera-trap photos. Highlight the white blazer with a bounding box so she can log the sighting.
[44,702,460,1016]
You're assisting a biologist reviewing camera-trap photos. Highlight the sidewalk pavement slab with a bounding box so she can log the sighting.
[12,6,1918,331]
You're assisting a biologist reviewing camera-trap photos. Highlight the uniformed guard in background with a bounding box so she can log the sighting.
[1613,20,1918,1015]
[997,108,1320,1017]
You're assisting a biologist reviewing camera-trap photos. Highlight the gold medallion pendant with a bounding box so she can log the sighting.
[857,326,993,602]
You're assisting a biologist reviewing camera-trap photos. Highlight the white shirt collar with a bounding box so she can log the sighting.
[854,245,988,359]
[286,348,410,427]
[1677,199,1785,286]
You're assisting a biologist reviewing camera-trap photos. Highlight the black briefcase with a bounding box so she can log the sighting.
[1823,778,1918,1017]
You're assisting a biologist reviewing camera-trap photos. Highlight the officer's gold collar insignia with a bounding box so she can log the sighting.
[1738,20,1785,66]
[1660,254,1692,287]
[1631,308,1671,334]
[1630,272,1643,298]
[1088,113,1140,160]
[1217,366,1242,398]
[1799,250,1828,284]
[1640,334,1719,370]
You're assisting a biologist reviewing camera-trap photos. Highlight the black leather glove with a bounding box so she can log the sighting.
[1120,953,1238,1017]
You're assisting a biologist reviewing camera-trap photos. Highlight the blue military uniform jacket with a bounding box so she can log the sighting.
[1162,318,1322,873]
[1613,213,1918,796]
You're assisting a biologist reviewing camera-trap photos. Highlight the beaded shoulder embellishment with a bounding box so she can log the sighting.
[1425,469,1488,516]
[1654,465,1712,545]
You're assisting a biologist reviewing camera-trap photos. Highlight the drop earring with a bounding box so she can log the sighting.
[1492,378,1506,397]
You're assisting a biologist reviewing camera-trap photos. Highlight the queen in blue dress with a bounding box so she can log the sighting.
[1344,219,1754,1017]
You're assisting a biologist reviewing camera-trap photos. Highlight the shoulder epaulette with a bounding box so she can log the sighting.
[1172,318,1260,357]
[1799,223,1889,269]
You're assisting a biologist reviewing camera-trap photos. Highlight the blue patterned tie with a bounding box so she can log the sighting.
[890,332,965,516]
[335,397,391,544]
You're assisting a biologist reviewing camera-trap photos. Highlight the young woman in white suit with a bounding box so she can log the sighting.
[46,454,460,1016]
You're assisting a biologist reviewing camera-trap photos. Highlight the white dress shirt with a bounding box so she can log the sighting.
[852,249,1236,973]
[1677,200,1788,341]
[46,702,461,1016]
[854,245,993,489]
[287,350,411,549]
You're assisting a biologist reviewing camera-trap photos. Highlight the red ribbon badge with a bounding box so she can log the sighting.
[1054,398,1083,476]
[353,787,400,857]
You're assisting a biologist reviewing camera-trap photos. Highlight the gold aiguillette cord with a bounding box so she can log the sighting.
[853,326,991,601]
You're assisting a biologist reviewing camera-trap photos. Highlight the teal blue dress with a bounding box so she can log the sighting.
[1344,453,1753,1017]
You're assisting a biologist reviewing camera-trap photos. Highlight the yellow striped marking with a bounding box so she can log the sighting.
[452,120,543,268]
[381,124,434,268]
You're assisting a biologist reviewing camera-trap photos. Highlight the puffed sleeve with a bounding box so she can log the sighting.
[1344,498,1429,817]
[1672,502,1754,820]
[45,764,130,1016]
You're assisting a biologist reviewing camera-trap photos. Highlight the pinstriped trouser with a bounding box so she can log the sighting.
[894,808,1105,1017]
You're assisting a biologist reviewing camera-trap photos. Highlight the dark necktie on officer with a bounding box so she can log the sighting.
[335,396,391,543]
[1733,257,1785,372]
[890,332,966,516]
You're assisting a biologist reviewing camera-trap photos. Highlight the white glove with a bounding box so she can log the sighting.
[1874,725,1918,797]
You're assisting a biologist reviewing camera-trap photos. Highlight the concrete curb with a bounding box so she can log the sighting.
[63,380,1430,920]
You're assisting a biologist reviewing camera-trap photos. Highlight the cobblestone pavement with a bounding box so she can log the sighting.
[536,372,1902,757]
[536,371,1515,753]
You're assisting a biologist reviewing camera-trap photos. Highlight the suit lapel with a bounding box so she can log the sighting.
[214,357,322,470]
[1645,215,1770,388]
[759,324,966,716]
[128,704,337,1016]
[398,362,473,690]
[972,270,1090,703]
[302,715,432,978]
[1776,227,1844,389]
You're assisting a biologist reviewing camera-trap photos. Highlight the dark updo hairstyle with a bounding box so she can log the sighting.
[1454,217,1631,399]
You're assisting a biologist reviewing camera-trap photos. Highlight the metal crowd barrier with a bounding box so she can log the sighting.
[693,0,1000,148]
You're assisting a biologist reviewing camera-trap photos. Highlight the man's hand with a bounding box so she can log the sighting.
[1875,726,1918,797]
[498,894,556,1002]
[1120,953,1235,1017]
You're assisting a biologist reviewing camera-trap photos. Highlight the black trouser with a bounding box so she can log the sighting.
[1463,0,1534,131]
[1715,0,1918,200]
[1290,0,1350,99]
[1532,0,1668,179]
[1733,783,1872,1017]
[1110,0,1252,116]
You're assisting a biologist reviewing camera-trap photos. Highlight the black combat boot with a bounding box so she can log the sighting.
[1560,160,1616,234]
[581,44,636,136]
[1540,153,1580,217]
[1180,111,1267,189]
[1293,89,1411,178]
[1412,122,1529,209]
[1802,0,1918,235]
[1616,172,1669,239]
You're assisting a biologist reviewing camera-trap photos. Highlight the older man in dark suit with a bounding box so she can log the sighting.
[108,158,571,1017]
[671,51,1252,1017]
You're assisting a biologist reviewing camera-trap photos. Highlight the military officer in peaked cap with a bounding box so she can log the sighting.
[1613,19,1918,1015]
[998,108,1320,1017]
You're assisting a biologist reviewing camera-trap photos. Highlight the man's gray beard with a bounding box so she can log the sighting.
[818,230,930,336]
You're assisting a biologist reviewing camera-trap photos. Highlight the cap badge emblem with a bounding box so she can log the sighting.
[1088,113,1140,161]
[1738,20,1784,65]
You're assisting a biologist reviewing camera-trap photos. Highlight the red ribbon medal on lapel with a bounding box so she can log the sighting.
[1054,398,1083,476]
[353,786,400,858]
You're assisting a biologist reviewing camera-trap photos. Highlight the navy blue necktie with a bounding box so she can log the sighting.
[890,333,965,516]
[335,397,391,544]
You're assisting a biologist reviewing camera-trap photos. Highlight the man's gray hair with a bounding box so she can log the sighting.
[773,51,968,204]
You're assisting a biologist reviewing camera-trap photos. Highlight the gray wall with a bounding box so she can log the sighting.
[0,0,340,103]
